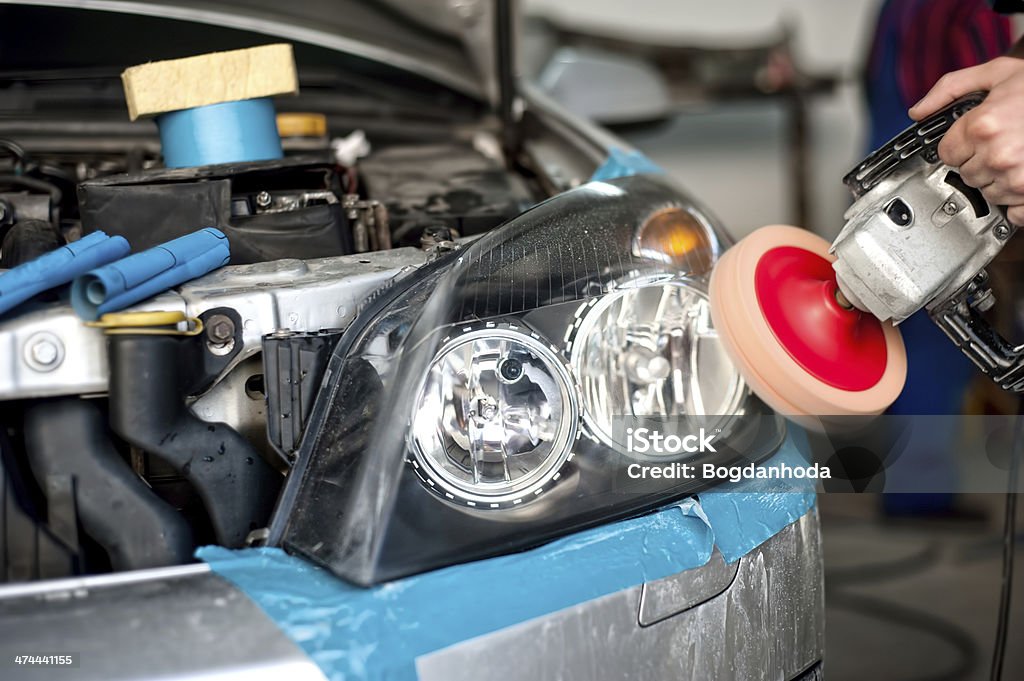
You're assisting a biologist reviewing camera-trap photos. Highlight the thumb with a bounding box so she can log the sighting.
[908,60,1005,120]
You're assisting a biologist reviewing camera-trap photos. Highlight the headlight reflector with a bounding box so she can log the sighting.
[570,279,745,451]
[411,326,578,505]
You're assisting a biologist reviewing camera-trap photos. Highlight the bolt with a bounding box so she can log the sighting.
[24,332,64,372]
[0,203,7,222]
[206,314,235,344]
[31,340,59,366]
[942,201,959,216]
[255,191,272,209]
[974,289,996,313]
[994,223,1011,240]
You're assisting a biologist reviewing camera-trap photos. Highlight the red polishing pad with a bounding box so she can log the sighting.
[709,225,906,429]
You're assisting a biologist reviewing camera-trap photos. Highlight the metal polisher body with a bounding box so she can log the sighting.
[834,93,1024,392]
[833,93,1013,324]
[709,93,1023,425]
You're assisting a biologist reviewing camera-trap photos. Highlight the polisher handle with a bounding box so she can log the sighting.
[844,92,987,199]
[930,271,1024,392]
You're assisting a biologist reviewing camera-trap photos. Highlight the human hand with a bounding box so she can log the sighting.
[909,56,1024,225]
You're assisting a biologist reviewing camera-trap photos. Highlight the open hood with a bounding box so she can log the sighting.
[0,0,513,106]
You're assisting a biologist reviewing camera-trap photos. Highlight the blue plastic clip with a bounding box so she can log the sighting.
[71,228,230,321]
[0,231,131,317]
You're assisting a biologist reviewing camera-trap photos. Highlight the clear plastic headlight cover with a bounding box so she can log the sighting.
[270,174,785,585]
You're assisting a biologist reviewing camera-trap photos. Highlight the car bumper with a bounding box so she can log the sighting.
[0,508,823,681]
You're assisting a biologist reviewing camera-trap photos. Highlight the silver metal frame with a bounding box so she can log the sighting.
[0,248,428,402]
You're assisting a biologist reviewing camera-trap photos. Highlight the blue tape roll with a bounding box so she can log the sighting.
[157,97,283,168]
[0,231,131,317]
[71,227,230,321]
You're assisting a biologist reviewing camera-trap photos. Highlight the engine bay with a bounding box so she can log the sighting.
[0,52,548,583]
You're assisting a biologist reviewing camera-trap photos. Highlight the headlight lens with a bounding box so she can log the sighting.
[272,174,785,585]
[411,326,578,505]
[570,278,745,452]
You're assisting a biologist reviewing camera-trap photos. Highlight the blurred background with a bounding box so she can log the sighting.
[520,1,1024,679]
[524,0,876,242]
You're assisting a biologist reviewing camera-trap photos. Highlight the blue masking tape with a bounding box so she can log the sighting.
[157,97,283,168]
[199,430,816,681]
[71,227,229,321]
[0,231,131,316]
[698,427,817,563]
[590,147,665,182]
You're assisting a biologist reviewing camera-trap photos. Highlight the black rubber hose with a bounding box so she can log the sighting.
[989,400,1022,681]
[0,175,62,205]
[107,334,282,547]
[22,398,194,571]
[0,139,27,173]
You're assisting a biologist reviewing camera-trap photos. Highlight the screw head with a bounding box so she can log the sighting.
[994,224,1011,240]
[23,332,64,372]
[255,191,272,209]
[31,340,58,365]
[942,201,959,216]
[205,314,235,343]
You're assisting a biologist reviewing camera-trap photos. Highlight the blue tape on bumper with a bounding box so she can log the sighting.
[590,148,665,181]
[699,428,816,563]
[157,97,283,168]
[199,431,815,681]
[0,231,131,317]
[71,227,230,321]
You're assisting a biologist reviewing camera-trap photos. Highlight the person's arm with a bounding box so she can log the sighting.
[909,39,1024,224]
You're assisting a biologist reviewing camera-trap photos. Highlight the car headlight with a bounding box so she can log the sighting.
[270,174,785,585]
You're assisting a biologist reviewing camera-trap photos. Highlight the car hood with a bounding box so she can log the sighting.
[3,0,503,103]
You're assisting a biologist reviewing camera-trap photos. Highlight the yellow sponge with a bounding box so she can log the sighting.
[121,44,299,121]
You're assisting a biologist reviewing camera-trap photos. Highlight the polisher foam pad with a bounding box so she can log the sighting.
[709,225,906,428]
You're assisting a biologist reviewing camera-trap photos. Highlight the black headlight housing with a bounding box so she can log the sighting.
[268,174,785,585]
